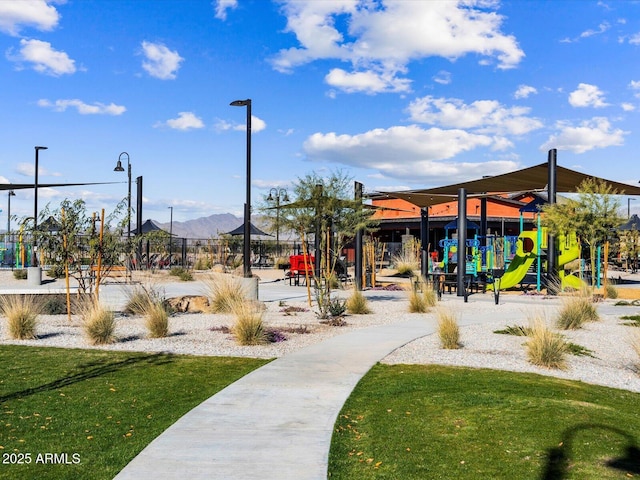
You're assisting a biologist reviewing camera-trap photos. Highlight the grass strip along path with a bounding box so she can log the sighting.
[329,364,640,480]
[0,345,269,480]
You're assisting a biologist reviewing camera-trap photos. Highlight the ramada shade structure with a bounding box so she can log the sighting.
[377,162,640,208]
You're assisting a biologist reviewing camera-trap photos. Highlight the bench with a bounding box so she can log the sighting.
[91,265,128,282]
[287,254,315,286]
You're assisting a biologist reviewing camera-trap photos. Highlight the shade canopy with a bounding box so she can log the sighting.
[0,181,119,191]
[378,162,640,208]
[444,218,481,231]
[131,219,170,235]
[225,222,272,237]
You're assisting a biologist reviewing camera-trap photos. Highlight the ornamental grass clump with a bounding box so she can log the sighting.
[124,284,165,316]
[0,295,40,340]
[556,294,599,330]
[346,290,371,314]
[145,301,169,338]
[526,318,567,370]
[205,273,246,313]
[230,299,266,346]
[437,308,460,349]
[80,300,116,345]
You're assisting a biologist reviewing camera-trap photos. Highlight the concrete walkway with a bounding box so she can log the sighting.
[113,318,434,480]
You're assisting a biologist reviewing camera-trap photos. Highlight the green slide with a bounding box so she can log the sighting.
[487,253,536,290]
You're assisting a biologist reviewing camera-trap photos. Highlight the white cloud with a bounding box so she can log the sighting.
[37,98,126,115]
[16,162,58,177]
[621,103,635,112]
[325,68,411,94]
[433,70,451,85]
[568,83,609,108]
[629,80,640,98]
[514,84,537,99]
[627,32,640,45]
[8,38,75,76]
[302,124,518,183]
[407,96,543,136]
[271,1,523,94]
[215,115,267,133]
[214,0,237,20]
[540,117,627,153]
[0,0,61,36]
[0,175,10,184]
[155,112,204,131]
[140,41,183,80]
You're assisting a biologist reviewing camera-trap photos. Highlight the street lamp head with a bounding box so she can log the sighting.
[35,146,48,151]
[266,192,274,202]
[114,160,125,172]
[8,190,15,197]
[283,192,290,202]
[230,99,251,107]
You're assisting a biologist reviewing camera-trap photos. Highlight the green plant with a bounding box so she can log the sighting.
[494,324,532,336]
[40,295,68,315]
[194,257,212,270]
[565,342,596,357]
[230,300,266,345]
[0,295,40,339]
[124,285,165,315]
[437,308,460,349]
[556,295,599,330]
[407,289,427,313]
[620,314,640,327]
[13,269,27,280]
[526,319,567,369]
[80,300,116,345]
[145,301,169,338]
[47,264,65,278]
[205,273,247,313]
[328,297,347,317]
[169,266,187,277]
[178,269,194,281]
[346,290,371,314]
[615,299,640,306]
[605,283,619,299]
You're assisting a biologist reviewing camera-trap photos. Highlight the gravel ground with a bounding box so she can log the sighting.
[1,269,640,393]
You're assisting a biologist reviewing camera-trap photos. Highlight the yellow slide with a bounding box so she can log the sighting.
[487,231,538,291]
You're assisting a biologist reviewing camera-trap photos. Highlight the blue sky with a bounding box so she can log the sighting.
[1,0,640,226]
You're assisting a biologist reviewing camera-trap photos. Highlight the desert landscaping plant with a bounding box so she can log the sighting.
[230,300,266,346]
[437,308,460,349]
[346,290,371,314]
[205,273,247,313]
[145,301,169,338]
[12,269,27,280]
[556,294,599,330]
[80,299,116,345]
[605,283,619,299]
[125,284,165,315]
[0,295,40,339]
[526,319,567,369]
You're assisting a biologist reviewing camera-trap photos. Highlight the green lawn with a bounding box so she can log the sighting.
[329,364,640,480]
[0,345,269,480]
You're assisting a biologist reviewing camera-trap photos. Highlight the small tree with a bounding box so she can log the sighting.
[36,199,127,293]
[275,170,377,316]
[542,178,623,287]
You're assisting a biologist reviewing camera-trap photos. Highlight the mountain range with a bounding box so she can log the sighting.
[153,213,279,240]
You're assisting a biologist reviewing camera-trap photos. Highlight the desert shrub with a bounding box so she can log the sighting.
[437,308,460,349]
[328,297,347,317]
[494,324,532,336]
[0,295,40,339]
[178,269,193,281]
[526,319,567,369]
[13,269,27,280]
[205,273,246,313]
[145,301,169,338]
[346,290,371,314]
[556,295,599,330]
[620,315,640,327]
[124,285,165,315]
[274,257,290,270]
[193,257,212,270]
[421,282,438,308]
[605,284,618,299]
[230,300,266,346]
[408,290,427,313]
[47,265,65,279]
[80,300,116,345]
[40,296,67,315]
[393,253,418,276]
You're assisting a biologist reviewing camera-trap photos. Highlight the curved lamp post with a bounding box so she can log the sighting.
[113,152,132,241]
[7,190,15,237]
[267,188,289,257]
[230,98,252,278]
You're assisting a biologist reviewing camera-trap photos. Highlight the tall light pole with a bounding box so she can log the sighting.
[7,190,15,238]
[33,146,48,267]
[267,188,289,257]
[168,206,173,266]
[230,98,252,277]
[629,198,637,219]
[113,152,132,241]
